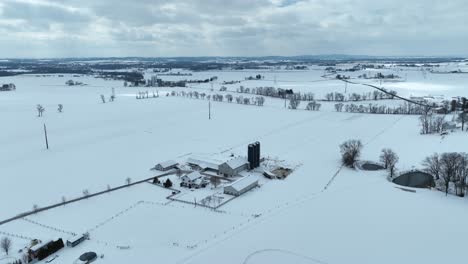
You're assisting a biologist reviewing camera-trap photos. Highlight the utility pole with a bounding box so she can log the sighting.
[209,100,211,120]
[43,123,49,149]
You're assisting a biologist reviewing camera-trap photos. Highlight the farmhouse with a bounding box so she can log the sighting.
[154,160,179,171]
[181,171,208,188]
[219,157,249,177]
[224,176,258,196]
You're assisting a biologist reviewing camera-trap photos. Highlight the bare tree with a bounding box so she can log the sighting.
[32,204,39,212]
[210,176,221,188]
[57,104,63,113]
[340,140,363,168]
[289,97,300,110]
[1,237,12,255]
[334,103,344,112]
[457,112,467,131]
[440,152,461,196]
[61,196,66,204]
[83,189,90,197]
[100,94,106,103]
[126,177,132,185]
[36,104,45,117]
[422,153,441,180]
[380,148,399,177]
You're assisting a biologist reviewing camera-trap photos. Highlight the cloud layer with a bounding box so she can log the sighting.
[0,0,467,57]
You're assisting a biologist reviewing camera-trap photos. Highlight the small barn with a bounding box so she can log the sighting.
[154,160,179,171]
[224,176,258,196]
[219,157,249,177]
[66,233,88,248]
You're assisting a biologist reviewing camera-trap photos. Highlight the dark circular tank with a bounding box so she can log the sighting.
[79,252,97,262]
[361,163,385,171]
[392,170,435,188]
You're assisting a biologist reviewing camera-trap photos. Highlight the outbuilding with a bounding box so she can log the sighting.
[219,157,249,177]
[187,157,222,172]
[154,160,179,171]
[224,176,258,196]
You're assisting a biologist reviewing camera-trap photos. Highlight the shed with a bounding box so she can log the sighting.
[224,176,258,196]
[187,157,222,172]
[154,160,179,171]
[219,157,249,177]
[66,233,88,248]
[263,170,276,179]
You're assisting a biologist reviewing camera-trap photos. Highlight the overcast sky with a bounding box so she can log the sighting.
[0,0,467,58]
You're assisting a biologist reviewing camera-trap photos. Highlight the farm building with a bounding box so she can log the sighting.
[224,176,258,196]
[181,171,208,188]
[66,233,88,247]
[154,160,179,171]
[219,157,249,177]
[187,157,222,172]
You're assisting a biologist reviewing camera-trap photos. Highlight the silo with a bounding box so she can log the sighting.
[248,144,255,169]
[255,141,261,167]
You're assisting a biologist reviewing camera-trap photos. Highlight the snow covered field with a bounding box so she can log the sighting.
[1,67,468,264]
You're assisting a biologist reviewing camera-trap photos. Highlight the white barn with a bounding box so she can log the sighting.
[224,176,258,196]
[154,160,178,171]
[219,157,249,177]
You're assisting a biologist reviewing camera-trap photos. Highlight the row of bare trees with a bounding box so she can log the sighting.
[238,86,315,101]
[324,90,397,102]
[419,112,447,134]
[422,152,468,196]
[36,104,64,117]
[174,90,265,106]
[336,102,429,115]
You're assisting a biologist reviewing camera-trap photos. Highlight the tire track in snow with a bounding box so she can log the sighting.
[242,248,329,264]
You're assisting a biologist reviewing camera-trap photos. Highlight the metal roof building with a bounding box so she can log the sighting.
[219,157,249,177]
[224,176,258,196]
[154,160,179,171]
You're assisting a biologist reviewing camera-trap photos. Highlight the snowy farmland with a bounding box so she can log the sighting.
[1,65,468,264]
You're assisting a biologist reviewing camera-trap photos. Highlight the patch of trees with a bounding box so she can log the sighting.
[186,76,218,83]
[419,111,447,134]
[163,179,173,188]
[289,98,300,109]
[422,152,468,196]
[136,91,158,99]
[340,102,429,115]
[324,90,397,102]
[340,139,363,168]
[173,91,265,107]
[245,74,264,80]
[305,101,321,111]
[358,72,401,79]
[237,86,315,101]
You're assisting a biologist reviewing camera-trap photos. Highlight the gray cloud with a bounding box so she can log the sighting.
[0,0,467,57]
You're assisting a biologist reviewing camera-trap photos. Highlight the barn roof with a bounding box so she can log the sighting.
[225,176,258,192]
[187,157,222,170]
[183,171,203,181]
[224,157,249,169]
[157,160,178,168]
